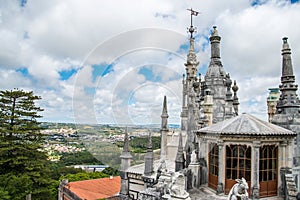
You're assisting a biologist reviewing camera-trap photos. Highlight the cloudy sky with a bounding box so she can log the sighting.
[1,0,300,125]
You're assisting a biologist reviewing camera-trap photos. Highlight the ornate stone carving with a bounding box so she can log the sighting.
[228,177,249,200]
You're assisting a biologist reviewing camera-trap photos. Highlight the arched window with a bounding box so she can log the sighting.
[259,145,278,197]
[209,143,218,176]
[226,145,251,181]
[259,145,278,182]
[208,143,218,190]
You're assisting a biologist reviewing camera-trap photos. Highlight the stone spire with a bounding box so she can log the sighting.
[232,80,239,115]
[161,96,169,130]
[210,26,222,65]
[181,9,200,133]
[160,96,169,159]
[185,37,199,80]
[144,131,154,176]
[282,37,294,78]
[185,9,199,81]
[271,37,300,166]
[175,131,185,172]
[120,127,132,199]
[275,37,300,113]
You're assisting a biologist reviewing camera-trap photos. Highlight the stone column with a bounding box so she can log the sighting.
[287,140,294,168]
[199,138,208,185]
[188,150,200,189]
[251,141,260,199]
[217,140,224,194]
[279,141,288,197]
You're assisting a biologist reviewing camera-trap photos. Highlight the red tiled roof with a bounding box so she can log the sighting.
[66,176,120,200]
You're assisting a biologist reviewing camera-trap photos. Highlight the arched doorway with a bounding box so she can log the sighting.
[225,145,251,194]
[259,145,278,197]
[208,143,218,190]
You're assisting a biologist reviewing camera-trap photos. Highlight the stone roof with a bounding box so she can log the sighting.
[127,159,175,175]
[196,113,296,136]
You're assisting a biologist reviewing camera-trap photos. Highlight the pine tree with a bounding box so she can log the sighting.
[0,89,54,200]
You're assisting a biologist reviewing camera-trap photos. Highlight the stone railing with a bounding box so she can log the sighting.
[285,174,298,200]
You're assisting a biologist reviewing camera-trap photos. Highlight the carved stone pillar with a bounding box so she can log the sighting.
[216,140,224,194]
[251,141,260,199]
[287,140,293,168]
[281,140,288,167]
[199,138,208,185]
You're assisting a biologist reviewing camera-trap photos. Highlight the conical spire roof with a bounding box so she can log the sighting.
[120,127,132,159]
[175,131,185,171]
[281,37,294,78]
[161,96,168,118]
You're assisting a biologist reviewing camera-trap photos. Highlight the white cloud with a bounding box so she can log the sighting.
[1,0,300,124]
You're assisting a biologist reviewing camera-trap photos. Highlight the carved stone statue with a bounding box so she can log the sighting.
[228,178,249,200]
[170,172,190,198]
[190,150,197,164]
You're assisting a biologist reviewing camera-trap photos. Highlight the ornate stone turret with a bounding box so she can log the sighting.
[120,127,133,200]
[272,37,300,166]
[144,131,154,176]
[181,9,200,133]
[204,26,235,123]
[160,96,169,159]
[275,37,300,114]
[175,131,185,172]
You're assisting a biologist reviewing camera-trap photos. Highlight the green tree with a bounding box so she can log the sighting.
[60,171,109,182]
[0,89,53,200]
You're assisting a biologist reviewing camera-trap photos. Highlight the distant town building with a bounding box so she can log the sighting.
[267,88,280,122]
[73,165,109,172]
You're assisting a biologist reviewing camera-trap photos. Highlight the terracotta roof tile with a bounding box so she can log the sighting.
[66,176,120,200]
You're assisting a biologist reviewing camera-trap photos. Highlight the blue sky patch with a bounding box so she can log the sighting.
[20,0,27,7]
[59,68,78,80]
[138,66,161,82]
[179,43,189,52]
[92,63,114,81]
[250,0,266,6]
[128,94,136,105]
[84,87,95,95]
[16,67,30,77]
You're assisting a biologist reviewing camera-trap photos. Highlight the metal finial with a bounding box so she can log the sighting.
[187,8,199,38]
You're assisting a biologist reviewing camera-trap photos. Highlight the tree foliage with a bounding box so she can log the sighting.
[59,171,109,182]
[0,89,53,200]
[0,89,43,139]
[115,136,161,153]
[59,150,101,166]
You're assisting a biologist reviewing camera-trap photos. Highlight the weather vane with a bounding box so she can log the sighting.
[187,8,199,38]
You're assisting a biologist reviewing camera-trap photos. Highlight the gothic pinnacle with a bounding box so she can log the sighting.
[123,127,130,153]
[161,96,168,117]
[147,131,153,152]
